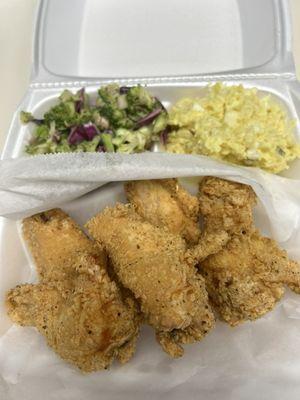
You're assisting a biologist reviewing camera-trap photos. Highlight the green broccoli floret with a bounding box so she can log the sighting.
[43,102,75,131]
[75,136,102,152]
[97,84,120,106]
[112,127,152,153]
[96,84,160,128]
[34,125,50,140]
[53,137,73,153]
[100,133,115,152]
[43,87,92,131]
[127,85,154,109]
[46,100,82,130]
[25,142,50,155]
[126,85,156,120]
[20,111,35,124]
[25,138,59,155]
[59,89,75,103]
[97,84,130,129]
[43,103,91,131]
[59,88,89,108]
[99,106,128,129]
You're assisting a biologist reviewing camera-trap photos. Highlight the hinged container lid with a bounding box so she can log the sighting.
[32,0,296,85]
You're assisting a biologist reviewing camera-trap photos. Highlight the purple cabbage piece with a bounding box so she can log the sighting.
[160,127,171,145]
[75,88,85,113]
[83,122,99,140]
[68,123,100,145]
[119,86,131,94]
[68,126,87,145]
[135,108,162,129]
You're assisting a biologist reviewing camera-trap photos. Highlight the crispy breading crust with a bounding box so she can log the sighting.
[198,177,300,325]
[126,179,230,263]
[199,176,257,236]
[86,203,214,357]
[7,209,140,372]
[125,179,200,245]
[22,209,105,281]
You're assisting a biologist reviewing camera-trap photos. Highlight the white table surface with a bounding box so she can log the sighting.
[0,0,300,153]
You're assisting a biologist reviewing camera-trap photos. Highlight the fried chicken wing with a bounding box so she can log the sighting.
[125,179,228,261]
[7,209,140,372]
[22,209,104,281]
[199,176,257,236]
[125,179,200,245]
[86,203,214,358]
[198,177,300,326]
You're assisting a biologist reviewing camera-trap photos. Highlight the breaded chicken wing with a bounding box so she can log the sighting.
[199,176,257,236]
[22,209,103,281]
[125,179,229,261]
[86,203,214,358]
[198,177,300,325]
[125,179,200,245]
[7,209,140,372]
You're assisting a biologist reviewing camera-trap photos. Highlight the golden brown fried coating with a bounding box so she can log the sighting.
[86,203,214,358]
[187,230,230,264]
[125,179,200,245]
[125,179,226,262]
[186,176,255,262]
[22,209,104,281]
[7,209,140,372]
[199,176,257,236]
[198,177,300,326]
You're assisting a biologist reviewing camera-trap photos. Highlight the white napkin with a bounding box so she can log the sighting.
[1,152,300,243]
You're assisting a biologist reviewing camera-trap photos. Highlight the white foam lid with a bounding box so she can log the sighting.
[34,0,293,82]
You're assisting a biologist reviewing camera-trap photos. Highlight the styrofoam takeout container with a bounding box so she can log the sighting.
[2,0,300,398]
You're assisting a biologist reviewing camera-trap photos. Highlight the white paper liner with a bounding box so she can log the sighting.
[1,152,300,400]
